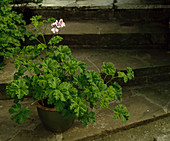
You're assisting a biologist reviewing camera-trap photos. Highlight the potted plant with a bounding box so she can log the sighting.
[6,15,134,132]
[0,0,26,70]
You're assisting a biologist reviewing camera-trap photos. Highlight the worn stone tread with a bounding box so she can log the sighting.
[115,0,170,9]
[15,0,114,9]
[26,20,167,35]
[0,81,170,141]
[0,49,170,84]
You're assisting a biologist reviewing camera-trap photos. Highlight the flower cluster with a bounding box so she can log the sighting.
[51,19,65,34]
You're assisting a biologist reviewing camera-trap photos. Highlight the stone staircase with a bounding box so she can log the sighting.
[1,0,169,96]
[0,1,170,141]
[23,0,170,85]
[1,0,170,86]
[1,0,170,87]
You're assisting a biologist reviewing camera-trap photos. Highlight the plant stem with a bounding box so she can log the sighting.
[35,38,42,44]
[41,98,44,106]
[26,99,39,109]
[106,77,114,85]
[42,34,46,45]
[103,74,107,81]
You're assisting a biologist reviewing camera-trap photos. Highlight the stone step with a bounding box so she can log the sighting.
[115,0,170,9]
[115,0,166,5]
[1,49,170,99]
[24,20,168,49]
[0,81,170,140]
[12,0,170,22]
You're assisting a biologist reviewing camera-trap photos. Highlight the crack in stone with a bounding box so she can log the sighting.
[133,93,167,113]
[86,57,100,73]
[76,113,170,141]
[163,100,170,113]
[7,130,20,141]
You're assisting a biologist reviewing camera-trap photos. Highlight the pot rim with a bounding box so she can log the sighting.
[36,101,58,112]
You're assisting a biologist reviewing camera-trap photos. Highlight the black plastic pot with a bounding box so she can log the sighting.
[36,102,74,132]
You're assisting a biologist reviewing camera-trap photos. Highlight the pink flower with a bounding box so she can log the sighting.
[57,19,65,28]
[51,28,59,34]
[51,20,58,28]
[51,19,65,34]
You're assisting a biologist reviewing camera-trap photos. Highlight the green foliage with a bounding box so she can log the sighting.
[6,16,134,126]
[48,36,63,45]
[6,80,29,99]
[113,104,130,122]
[9,103,30,124]
[117,67,134,83]
[101,62,116,77]
[0,0,26,69]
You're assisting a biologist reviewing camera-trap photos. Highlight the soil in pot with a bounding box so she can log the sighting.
[36,100,75,133]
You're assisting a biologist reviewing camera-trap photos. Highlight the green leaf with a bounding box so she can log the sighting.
[9,103,21,114]
[47,17,56,23]
[14,66,27,79]
[61,109,75,120]
[101,62,116,77]
[53,89,66,102]
[112,82,122,101]
[48,77,61,89]
[127,67,134,80]
[30,15,42,28]
[48,36,63,45]
[6,80,29,99]
[29,34,40,41]
[70,97,88,117]
[54,100,65,111]
[42,58,60,73]
[78,110,96,126]
[37,43,47,51]
[117,71,128,83]
[9,104,30,124]
[113,104,130,122]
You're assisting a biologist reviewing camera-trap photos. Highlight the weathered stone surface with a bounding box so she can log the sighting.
[0,82,169,141]
[25,21,167,49]
[115,0,170,9]
[116,0,165,5]
[28,0,113,9]
[0,98,40,141]
[115,4,170,9]
[156,134,170,141]
[71,49,170,71]
[76,0,113,9]
[92,115,170,141]
[1,49,170,99]
[0,58,16,84]
[26,21,167,35]
[128,81,170,113]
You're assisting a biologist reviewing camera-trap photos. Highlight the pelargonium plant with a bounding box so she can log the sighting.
[6,15,134,126]
[0,0,26,69]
